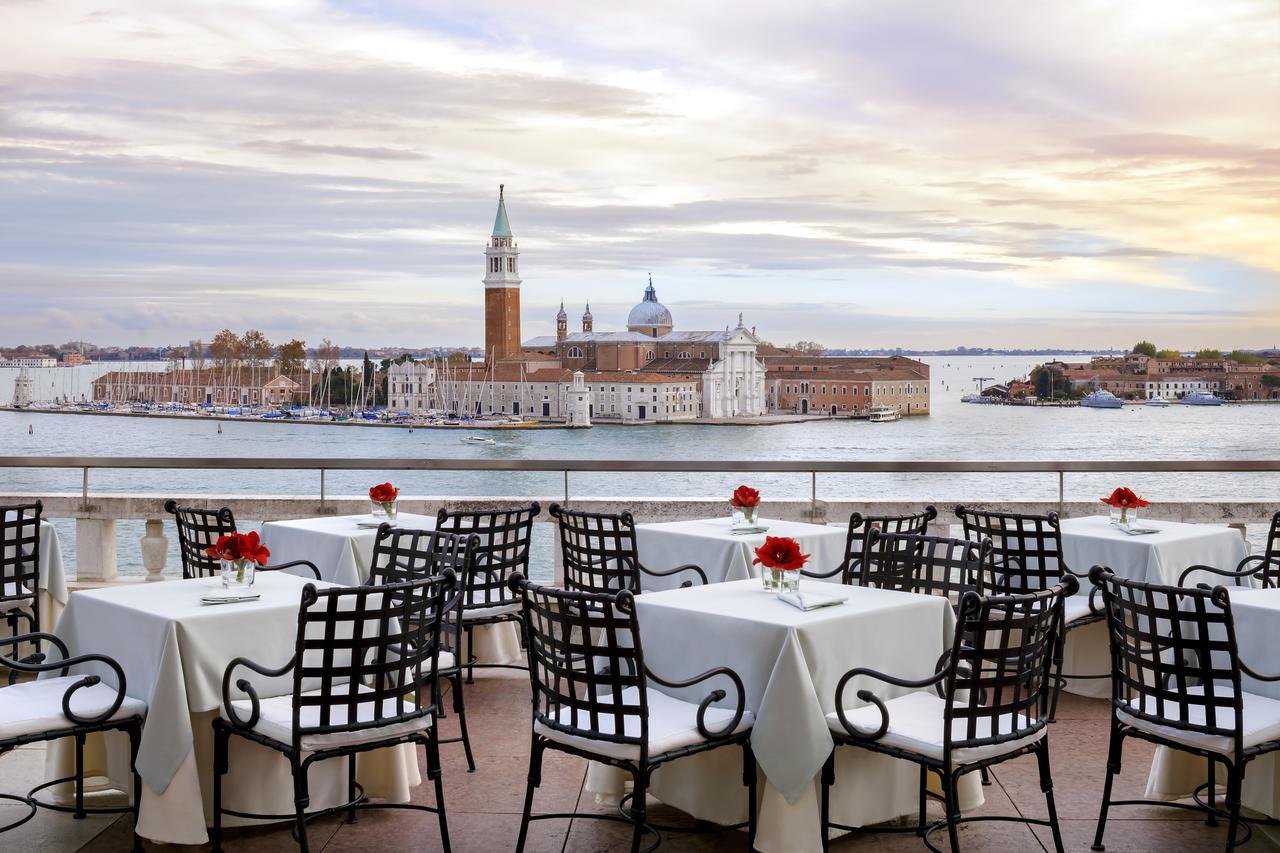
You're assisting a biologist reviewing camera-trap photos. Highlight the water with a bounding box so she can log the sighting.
[3,355,1277,576]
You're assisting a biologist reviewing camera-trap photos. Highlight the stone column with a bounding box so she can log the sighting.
[75,518,118,582]
[140,519,169,582]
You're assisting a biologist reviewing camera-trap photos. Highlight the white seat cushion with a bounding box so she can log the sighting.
[462,601,521,621]
[435,650,457,672]
[1062,594,1101,626]
[534,686,753,761]
[225,683,433,751]
[1117,687,1280,756]
[827,690,1045,765]
[0,677,146,740]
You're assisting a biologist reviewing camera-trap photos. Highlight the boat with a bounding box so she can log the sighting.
[868,406,902,423]
[1181,390,1223,406]
[1080,390,1124,409]
[1145,397,1171,407]
[460,435,496,445]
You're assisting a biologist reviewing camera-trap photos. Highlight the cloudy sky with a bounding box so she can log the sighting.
[1,0,1277,350]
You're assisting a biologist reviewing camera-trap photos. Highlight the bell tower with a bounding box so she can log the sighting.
[484,184,522,361]
[556,300,568,343]
[582,301,593,333]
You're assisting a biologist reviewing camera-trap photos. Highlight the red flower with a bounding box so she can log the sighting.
[752,536,810,571]
[730,485,760,508]
[205,531,271,566]
[1100,487,1150,509]
[369,482,399,503]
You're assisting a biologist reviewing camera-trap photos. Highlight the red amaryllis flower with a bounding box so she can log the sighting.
[1100,487,1150,509]
[369,482,399,503]
[752,536,810,571]
[205,531,271,565]
[730,485,760,508]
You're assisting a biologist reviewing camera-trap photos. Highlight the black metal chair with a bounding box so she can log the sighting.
[956,506,1099,720]
[0,501,42,640]
[802,505,938,581]
[549,504,707,594]
[1176,510,1280,588]
[365,524,480,772]
[212,573,458,853]
[435,502,539,683]
[164,500,321,580]
[822,578,1076,853]
[0,631,145,850]
[508,574,754,853]
[859,530,991,602]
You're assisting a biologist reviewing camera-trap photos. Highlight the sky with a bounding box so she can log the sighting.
[0,0,1277,351]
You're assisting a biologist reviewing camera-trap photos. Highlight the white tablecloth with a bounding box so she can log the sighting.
[1146,587,1280,817]
[586,579,981,853]
[46,573,421,844]
[635,517,848,588]
[1059,516,1249,699]
[1,519,67,634]
[258,514,521,665]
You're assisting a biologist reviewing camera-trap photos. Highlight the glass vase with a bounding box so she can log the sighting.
[371,499,399,521]
[761,565,784,591]
[222,558,255,591]
[732,504,760,530]
[1109,506,1138,529]
[777,570,800,595]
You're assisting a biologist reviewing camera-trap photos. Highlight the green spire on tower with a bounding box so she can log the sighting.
[492,183,512,238]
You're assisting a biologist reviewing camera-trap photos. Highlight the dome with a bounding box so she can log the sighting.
[626,279,672,330]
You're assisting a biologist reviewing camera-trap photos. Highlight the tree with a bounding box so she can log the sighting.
[166,346,185,374]
[1155,349,1182,359]
[1194,349,1223,360]
[1031,365,1072,399]
[789,341,826,355]
[210,329,241,372]
[276,339,307,375]
[1131,341,1157,358]
[311,338,340,372]
[190,339,206,372]
[1227,350,1262,365]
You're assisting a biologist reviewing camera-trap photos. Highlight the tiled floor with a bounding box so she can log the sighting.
[7,671,1280,852]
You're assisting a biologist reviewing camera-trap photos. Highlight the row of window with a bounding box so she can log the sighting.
[488,257,517,273]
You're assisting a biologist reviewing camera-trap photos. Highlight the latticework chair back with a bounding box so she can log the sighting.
[836,506,937,581]
[368,525,478,651]
[942,583,1069,755]
[550,504,641,594]
[436,503,539,613]
[1091,568,1245,753]
[165,500,236,578]
[513,577,648,757]
[291,573,456,750]
[956,506,1066,594]
[0,501,41,623]
[861,530,990,604]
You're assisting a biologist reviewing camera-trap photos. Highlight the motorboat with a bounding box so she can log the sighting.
[1181,390,1223,406]
[460,435,497,445]
[1145,397,1171,407]
[1080,390,1124,409]
[868,406,902,422]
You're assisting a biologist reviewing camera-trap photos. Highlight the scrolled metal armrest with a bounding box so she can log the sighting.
[802,560,847,580]
[0,645,130,726]
[644,664,746,740]
[833,665,948,741]
[640,562,708,587]
[1177,563,1258,588]
[262,559,322,579]
[1239,659,1280,683]
[221,655,295,730]
[0,631,68,669]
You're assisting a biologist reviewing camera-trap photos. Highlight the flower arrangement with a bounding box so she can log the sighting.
[730,484,761,528]
[1100,487,1150,527]
[369,482,400,520]
[205,531,270,588]
[753,535,810,592]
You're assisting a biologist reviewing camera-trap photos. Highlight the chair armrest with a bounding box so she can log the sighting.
[802,558,848,580]
[1239,659,1280,683]
[262,559,321,579]
[0,644,130,726]
[644,664,746,740]
[639,563,708,587]
[1177,563,1259,588]
[221,655,296,730]
[832,665,948,741]
[0,631,68,663]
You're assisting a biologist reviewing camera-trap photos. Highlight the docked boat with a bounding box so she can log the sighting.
[868,406,902,422]
[1080,390,1124,409]
[1181,390,1223,406]
[1145,397,1171,407]
[460,435,496,445]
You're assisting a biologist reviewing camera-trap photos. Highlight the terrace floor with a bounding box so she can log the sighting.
[5,670,1280,852]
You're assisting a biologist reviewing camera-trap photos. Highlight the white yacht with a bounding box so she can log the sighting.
[460,435,497,445]
[1080,389,1124,409]
[1181,390,1223,406]
[1145,397,1171,407]
[868,406,902,422]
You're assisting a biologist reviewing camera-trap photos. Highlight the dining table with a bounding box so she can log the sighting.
[1058,516,1249,698]
[584,578,983,853]
[1,519,69,646]
[635,516,849,588]
[257,513,522,665]
[43,572,422,845]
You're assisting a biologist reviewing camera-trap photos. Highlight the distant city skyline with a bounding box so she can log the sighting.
[1,1,1276,349]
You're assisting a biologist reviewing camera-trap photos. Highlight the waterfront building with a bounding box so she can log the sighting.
[0,356,58,368]
[566,370,591,427]
[261,375,303,406]
[386,360,436,413]
[1141,376,1219,400]
[762,355,931,416]
[445,366,698,423]
[59,352,90,366]
[91,369,305,406]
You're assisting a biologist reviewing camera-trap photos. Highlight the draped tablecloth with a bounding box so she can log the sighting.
[1,519,68,634]
[45,573,420,845]
[1145,587,1280,818]
[258,513,521,665]
[586,579,981,853]
[1059,516,1249,699]
[635,517,848,588]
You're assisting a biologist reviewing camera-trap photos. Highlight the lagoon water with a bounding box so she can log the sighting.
[3,355,1278,576]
